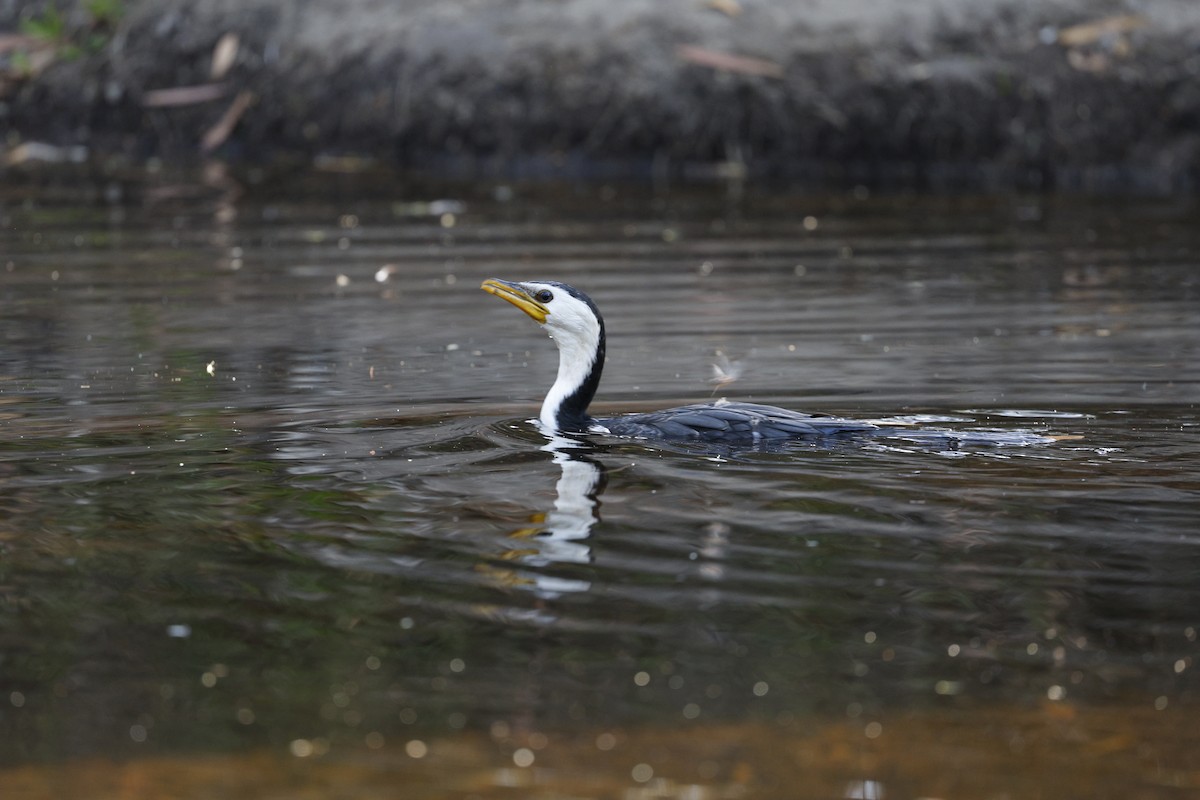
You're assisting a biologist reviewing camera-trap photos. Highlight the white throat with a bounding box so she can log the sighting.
[538,307,602,429]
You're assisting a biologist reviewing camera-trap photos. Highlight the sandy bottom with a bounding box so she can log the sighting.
[4,700,1197,799]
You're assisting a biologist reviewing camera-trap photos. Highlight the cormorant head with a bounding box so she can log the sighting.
[482,278,607,432]
[480,279,604,347]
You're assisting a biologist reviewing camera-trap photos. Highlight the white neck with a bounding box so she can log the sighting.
[538,316,602,429]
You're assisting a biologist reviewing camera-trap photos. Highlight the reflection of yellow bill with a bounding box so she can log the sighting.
[481,279,549,324]
[508,512,548,540]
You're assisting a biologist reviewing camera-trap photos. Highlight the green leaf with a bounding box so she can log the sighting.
[85,0,124,27]
[19,6,66,41]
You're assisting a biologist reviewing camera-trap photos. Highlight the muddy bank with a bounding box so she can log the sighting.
[2,0,1199,189]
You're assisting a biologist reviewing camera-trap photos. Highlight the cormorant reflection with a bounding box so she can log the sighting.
[495,434,606,596]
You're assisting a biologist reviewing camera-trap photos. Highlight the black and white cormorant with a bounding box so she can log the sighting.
[481,278,879,442]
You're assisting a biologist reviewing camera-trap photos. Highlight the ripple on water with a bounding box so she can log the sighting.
[1,185,1198,781]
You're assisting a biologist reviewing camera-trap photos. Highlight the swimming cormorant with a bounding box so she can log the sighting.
[482,278,878,442]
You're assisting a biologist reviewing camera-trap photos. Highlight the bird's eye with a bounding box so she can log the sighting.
[534,290,554,303]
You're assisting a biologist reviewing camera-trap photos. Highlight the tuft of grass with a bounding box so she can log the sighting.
[19,5,67,42]
[9,0,125,69]
[85,0,124,29]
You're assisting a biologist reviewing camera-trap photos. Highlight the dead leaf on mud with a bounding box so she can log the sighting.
[1057,14,1144,48]
[200,90,254,153]
[142,82,231,107]
[704,0,742,17]
[1055,14,1143,73]
[2,142,88,166]
[210,32,239,80]
[676,44,784,79]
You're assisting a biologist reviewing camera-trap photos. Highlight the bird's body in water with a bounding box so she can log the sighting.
[481,279,879,442]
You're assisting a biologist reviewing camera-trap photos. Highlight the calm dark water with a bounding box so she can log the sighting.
[1,175,1199,797]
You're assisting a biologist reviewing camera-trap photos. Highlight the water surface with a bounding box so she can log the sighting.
[1,176,1198,797]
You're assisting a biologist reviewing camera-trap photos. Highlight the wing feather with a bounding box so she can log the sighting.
[594,401,876,442]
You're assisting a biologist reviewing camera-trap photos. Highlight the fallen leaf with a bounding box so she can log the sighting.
[210,32,239,80]
[143,82,230,108]
[2,142,88,166]
[705,0,742,17]
[1057,14,1144,48]
[200,90,254,153]
[676,45,784,79]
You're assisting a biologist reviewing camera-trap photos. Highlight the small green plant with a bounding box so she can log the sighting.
[9,1,124,69]
[84,0,124,30]
[8,50,33,75]
[19,5,66,42]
